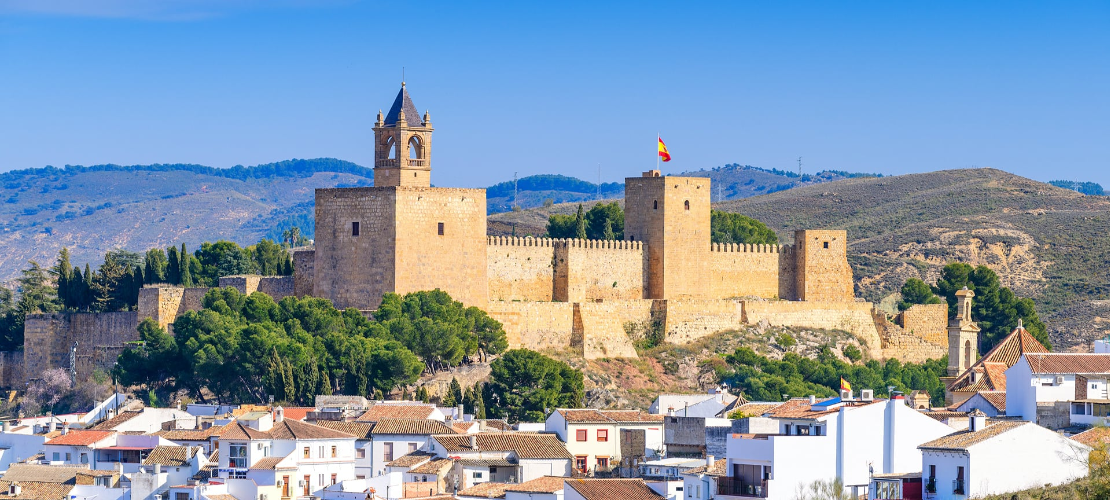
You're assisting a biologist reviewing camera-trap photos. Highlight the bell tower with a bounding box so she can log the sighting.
[946,287,981,376]
[373,82,434,187]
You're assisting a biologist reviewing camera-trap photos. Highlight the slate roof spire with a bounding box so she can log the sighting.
[384,82,423,127]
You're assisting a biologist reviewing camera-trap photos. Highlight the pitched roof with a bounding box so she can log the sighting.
[433,433,574,459]
[357,404,437,422]
[278,407,314,421]
[313,421,374,439]
[44,430,115,446]
[456,481,510,498]
[505,476,567,493]
[947,326,1048,394]
[142,446,200,466]
[409,458,453,475]
[762,398,864,420]
[1,463,85,483]
[557,409,663,424]
[478,419,513,431]
[250,455,294,470]
[156,425,225,442]
[386,451,436,468]
[1023,353,1110,374]
[724,402,783,418]
[370,418,454,435]
[977,391,1007,412]
[88,411,142,430]
[0,480,73,500]
[384,84,424,127]
[1072,427,1110,447]
[681,459,727,477]
[564,479,664,500]
[221,419,356,441]
[918,420,1029,451]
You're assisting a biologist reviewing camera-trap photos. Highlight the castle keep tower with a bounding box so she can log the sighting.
[793,230,854,302]
[624,170,711,299]
[373,83,434,187]
[946,287,980,376]
[312,84,487,310]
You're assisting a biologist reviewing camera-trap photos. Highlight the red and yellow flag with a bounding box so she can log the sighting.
[658,137,671,162]
[840,377,852,392]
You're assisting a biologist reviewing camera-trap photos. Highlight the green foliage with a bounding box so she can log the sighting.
[710,210,778,245]
[842,344,862,363]
[933,262,1050,351]
[1048,180,1105,196]
[718,346,948,407]
[548,202,624,240]
[484,349,584,423]
[575,205,587,239]
[373,290,509,372]
[776,332,797,352]
[546,214,576,239]
[444,378,463,407]
[898,278,943,311]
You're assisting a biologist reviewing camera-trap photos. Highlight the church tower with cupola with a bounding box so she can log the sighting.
[373,82,434,187]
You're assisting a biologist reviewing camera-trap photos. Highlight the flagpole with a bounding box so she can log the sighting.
[656,133,660,171]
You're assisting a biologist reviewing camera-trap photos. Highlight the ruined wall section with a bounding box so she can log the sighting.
[896,303,948,348]
[555,239,644,303]
[794,230,854,302]
[485,301,574,351]
[709,243,784,299]
[573,300,649,359]
[137,286,210,330]
[218,275,295,301]
[24,312,139,383]
[487,237,555,302]
[658,299,745,344]
[293,249,315,297]
[0,351,23,389]
[742,300,882,356]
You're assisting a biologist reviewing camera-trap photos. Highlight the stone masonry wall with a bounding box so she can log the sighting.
[23,312,139,383]
[794,230,854,302]
[659,299,745,344]
[742,300,882,356]
[876,311,947,363]
[293,249,315,297]
[313,187,397,310]
[218,275,295,301]
[555,239,644,303]
[487,237,555,302]
[896,303,948,347]
[0,351,23,389]
[709,243,784,299]
[485,301,574,351]
[137,286,210,330]
[573,300,651,359]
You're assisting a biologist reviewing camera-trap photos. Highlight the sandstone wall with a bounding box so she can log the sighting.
[314,187,398,310]
[137,286,210,330]
[875,311,947,363]
[24,312,139,383]
[742,300,882,355]
[0,351,23,389]
[659,299,745,344]
[709,243,783,299]
[896,303,948,347]
[218,275,295,301]
[293,249,315,297]
[485,301,574,351]
[794,230,854,302]
[555,239,644,302]
[625,175,712,299]
[573,300,651,359]
[487,237,555,302]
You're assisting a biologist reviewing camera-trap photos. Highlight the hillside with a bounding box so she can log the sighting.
[0,159,372,281]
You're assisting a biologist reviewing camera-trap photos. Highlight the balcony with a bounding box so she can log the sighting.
[953,479,965,495]
[717,477,768,498]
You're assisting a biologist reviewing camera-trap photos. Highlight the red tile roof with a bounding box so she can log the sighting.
[1072,427,1110,447]
[457,481,509,498]
[947,326,1048,394]
[564,479,664,500]
[557,409,663,424]
[918,420,1028,451]
[504,476,567,493]
[88,411,142,431]
[977,391,1007,412]
[44,430,115,447]
[356,404,437,422]
[370,419,455,436]
[1023,353,1110,374]
[433,433,573,459]
[277,407,314,421]
[313,421,375,439]
[220,419,356,441]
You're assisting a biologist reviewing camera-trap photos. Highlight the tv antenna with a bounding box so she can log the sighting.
[798,157,803,177]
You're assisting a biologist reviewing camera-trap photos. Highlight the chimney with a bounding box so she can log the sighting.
[61,422,69,435]
[808,395,816,405]
[274,406,284,423]
[667,406,675,417]
[706,455,715,467]
[969,409,987,432]
[154,464,161,474]
[47,421,56,433]
[2,421,9,433]
[469,435,477,449]
[457,404,464,421]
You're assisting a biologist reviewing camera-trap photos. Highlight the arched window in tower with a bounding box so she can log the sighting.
[653,200,658,210]
[684,200,690,211]
[963,340,971,369]
[385,137,397,160]
[408,136,423,160]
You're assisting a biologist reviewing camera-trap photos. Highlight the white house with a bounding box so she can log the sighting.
[918,411,1089,499]
[640,457,705,500]
[650,390,738,418]
[719,395,954,500]
[314,421,375,478]
[355,403,446,422]
[1005,352,1110,426]
[88,408,196,433]
[367,418,455,477]
[216,408,358,499]
[429,433,574,491]
[546,409,664,473]
[128,445,208,500]
[682,457,725,500]
[42,429,117,467]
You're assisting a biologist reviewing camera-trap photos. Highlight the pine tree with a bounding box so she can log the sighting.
[448,377,463,407]
[574,204,587,239]
[179,244,192,287]
[416,386,430,403]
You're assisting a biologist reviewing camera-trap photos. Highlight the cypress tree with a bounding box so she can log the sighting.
[53,249,72,309]
[179,244,192,287]
[82,263,94,311]
[166,246,181,285]
[574,204,587,239]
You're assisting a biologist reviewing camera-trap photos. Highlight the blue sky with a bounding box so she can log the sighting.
[1,1,1107,188]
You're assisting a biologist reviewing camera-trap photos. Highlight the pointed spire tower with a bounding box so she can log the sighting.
[373,82,434,187]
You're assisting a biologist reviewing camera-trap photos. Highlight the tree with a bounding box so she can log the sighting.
[166,245,181,285]
[898,278,942,311]
[793,478,851,500]
[932,263,1050,351]
[484,349,584,423]
[444,377,463,407]
[546,214,576,238]
[144,249,169,284]
[0,286,23,351]
[710,210,778,245]
[584,202,623,240]
[574,204,587,239]
[18,261,60,315]
[51,249,73,309]
[179,244,193,287]
[22,368,72,415]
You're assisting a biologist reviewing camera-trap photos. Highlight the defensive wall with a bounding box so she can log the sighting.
[555,239,644,303]
[709,243,791,300]
[487,237,556,302]
[23,311,139,384]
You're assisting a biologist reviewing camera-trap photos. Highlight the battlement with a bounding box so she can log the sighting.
[487,236,557,247]
[557,238,642,250]
[710,242,792,254]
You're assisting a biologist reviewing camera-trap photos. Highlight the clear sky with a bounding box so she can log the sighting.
[1,1,1107,188]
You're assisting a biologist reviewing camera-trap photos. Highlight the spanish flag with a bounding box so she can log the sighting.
[658,137,671,162]
[840,377,851,392]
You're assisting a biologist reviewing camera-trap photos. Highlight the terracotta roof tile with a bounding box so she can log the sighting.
[947,326,1048,394]
[478,419,512,431]
[370,419,454,435]
[763,398,862,419]
[0,480,72,499]
[142,446,200,466]
[357,404,437,422]
[250,455,294,470]
[1072,427,1110,447]
[558,409,663,424]
[409,458,453,475]
[682,460,727,477]
[278,407,314,421]
[44,430,115,447]
[88,411,142,431]
[1024,353,1110,374]
[387,451,436,468]
[725,402,783,418]
[978,391,1007,412]
[564,479,664,500]
[1,463,86,483]
[221,419,356,441]
[456,481,510,498]
[314,421,374,439]
[504,476,566,493]
[433,433,573,459]
[918,420,1029,451]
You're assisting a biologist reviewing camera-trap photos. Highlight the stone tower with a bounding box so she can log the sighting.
[312,83,487,310]
[373,82,434,187]
[946,287,980,376]
[623,170,711,299]
[793,230,853,302]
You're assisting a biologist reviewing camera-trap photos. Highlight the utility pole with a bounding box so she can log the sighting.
[597,164,601,200]
[513,172,518,207]
[798,157,803,177]
[718,184,723,203]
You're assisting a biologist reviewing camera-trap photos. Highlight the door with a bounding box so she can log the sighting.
[303,474,311,496]
[282,475,289,497]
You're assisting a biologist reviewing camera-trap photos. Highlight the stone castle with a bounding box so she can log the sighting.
[1,84,953,387]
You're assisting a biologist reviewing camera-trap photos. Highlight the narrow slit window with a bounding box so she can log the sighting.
[684,200,690,211]
[352,222,360,237]
[653,200,658,210]
[823,241,829,249]
[438,222,445,236]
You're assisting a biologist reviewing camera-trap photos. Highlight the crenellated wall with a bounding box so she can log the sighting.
[217,275,295,301]
[555,239,644,303]
[709,243,791,299]
[487,236,556,301]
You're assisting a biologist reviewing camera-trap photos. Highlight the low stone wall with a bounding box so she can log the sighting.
[659,299,745,344]
[742,300,883,355]
[573,300,650,359]
[218,275,295,301]
[896,303,948,348]
[485,301,575,351]
[137,286,210,330]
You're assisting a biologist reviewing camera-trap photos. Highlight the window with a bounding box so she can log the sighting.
[331,446,337,458]
[331,473,337,485]
[229,444,248,468]
[408,443,418,453]
[575,456,588,472]
[653,200,658,210]
[576,429,587,441]
[383,442,394,462]
[303,446,311,459]
[65,453,71,461]
[352,221,360,236]
[438,222,444,236]
[823,241,829,249]
[684,200,690,210]
[597,429,608,442]
[357,448,366,459]
[176,493,190,500]
[319,474,324,487]
[473,472,483,479]
[52,452,59,461]
[319,446,324,458]
[80,453,88,464]
[596,457,609,469]
[95,476,110,487]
